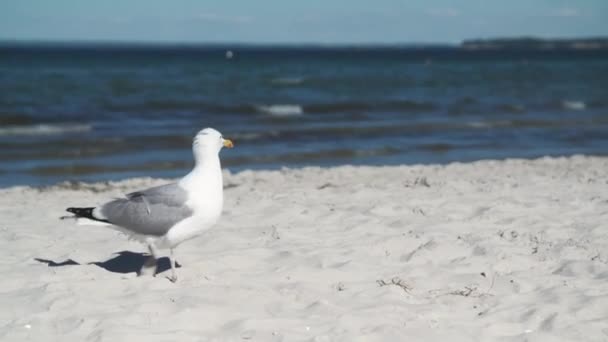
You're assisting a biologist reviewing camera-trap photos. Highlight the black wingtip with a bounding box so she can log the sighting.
[66,207,110,223]
[66,207,95,218]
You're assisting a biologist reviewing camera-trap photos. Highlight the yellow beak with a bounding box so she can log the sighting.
[223,139,234,148]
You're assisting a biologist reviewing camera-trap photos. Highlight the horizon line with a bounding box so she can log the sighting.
[0,38,456,47]
[2,35,607,48]
[0,34,608,46]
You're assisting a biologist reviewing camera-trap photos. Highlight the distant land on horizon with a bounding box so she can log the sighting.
[1,36,607,50]
[461,37,608,50]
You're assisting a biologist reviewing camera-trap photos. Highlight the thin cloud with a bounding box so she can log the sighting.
[192,13,253,24]
[426,8,461,18]
[546,8,581,17]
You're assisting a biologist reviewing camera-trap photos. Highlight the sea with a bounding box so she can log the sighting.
[1,43,607,187]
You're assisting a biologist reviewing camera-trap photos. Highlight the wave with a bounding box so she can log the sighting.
[466,121,513,129]
[224,146,402,167]
[234,118,593,143]
[0,123,92,136]
[229,131,267,141]
[256,105,304,117]
[101,99,438,115]
[304,100,437,113]
[270,77,305,85]
[495,103,526,113]
[102,100,244,113]
[448,98,529,115]
[562,100,586,110]
[257,100,437,115]
[465,118,602,129]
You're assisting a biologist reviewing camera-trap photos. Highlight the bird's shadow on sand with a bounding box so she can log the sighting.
[34,251,180,276]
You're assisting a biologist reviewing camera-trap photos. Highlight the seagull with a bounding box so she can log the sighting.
[65,128,233,282]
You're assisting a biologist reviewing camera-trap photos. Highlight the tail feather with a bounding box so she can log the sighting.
[66,207,109,223]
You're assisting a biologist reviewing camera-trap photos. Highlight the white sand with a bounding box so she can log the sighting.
[1,156,607,341]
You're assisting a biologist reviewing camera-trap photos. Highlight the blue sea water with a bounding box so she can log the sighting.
[1,44,607,187]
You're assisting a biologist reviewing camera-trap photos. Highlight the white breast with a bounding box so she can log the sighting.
[159,160,224,249]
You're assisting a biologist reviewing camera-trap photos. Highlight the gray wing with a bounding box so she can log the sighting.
[100,183,193,236]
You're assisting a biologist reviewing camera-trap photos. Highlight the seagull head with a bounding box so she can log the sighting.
[193,128,233,161]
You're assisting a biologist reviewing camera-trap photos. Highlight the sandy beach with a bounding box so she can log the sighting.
[1,155,607,341]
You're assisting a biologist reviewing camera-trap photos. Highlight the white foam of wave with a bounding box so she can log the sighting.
[0,124,92,136]
[466,120,511,129]
[562,100,586,110]
[271,77,305,85]
[256,105,304,117]
[467,121,490,128]
[231,132,264,141]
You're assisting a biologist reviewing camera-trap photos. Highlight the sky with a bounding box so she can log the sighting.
[1,0,607,44]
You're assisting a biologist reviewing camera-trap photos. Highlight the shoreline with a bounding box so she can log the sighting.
[2,154,606,191]
[1,155,607,341]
